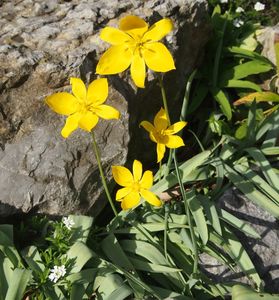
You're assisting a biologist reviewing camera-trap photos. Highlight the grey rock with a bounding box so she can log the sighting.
[257,24,279,93]
[200,188,279,293]
[0,0,210,217]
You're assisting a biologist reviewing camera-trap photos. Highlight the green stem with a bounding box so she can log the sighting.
[158,75,173,177]
[158,75,170,122]
[164,203,170,261]
[173,150,199,274]
[91,131,117,216]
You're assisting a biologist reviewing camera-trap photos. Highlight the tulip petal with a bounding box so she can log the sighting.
[112,166,134,187]
[140,189,161,207]
[120,15,148,30]
[157,143,166,163]
[133,160,142,181]
[96,45,133,75]
[165,135,185,148]
[116,187,131,201]
[143,18,173,42]
[70,78,87,102]
[143,42,175,72]
[121,192,141,210]
[87,78,108,105]
[164,121,187,135]
[94,104,120,120]
[140,170,153,189]
[154,108,169,131]
[131,54,146,88]
[100,27,130,45]
[45,92,78,115]
[140,121,155,133]
[79,111,99,131]
[61,113,81,138]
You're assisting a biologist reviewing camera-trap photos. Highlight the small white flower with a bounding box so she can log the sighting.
[254,2,265,11]
[220,0,228,3]
[233,18,244,28]
[236,6,244,13]
[48,265,66,283]
[62,216,75,230]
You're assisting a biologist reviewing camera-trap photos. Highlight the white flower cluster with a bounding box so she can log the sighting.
[48,265,66,283]
[254,1,265,11]
[235,7,244,13]
[62,216,75,230]
[233,18,244,28]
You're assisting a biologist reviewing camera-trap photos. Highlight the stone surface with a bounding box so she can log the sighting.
[200,188,279,293]
[257,24,279,93]
[0,0,210,217]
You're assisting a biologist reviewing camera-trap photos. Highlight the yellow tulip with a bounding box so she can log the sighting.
[96,15,175,88]
[140,108,187,162]
[112,160,161,210]
[45,78,120,138]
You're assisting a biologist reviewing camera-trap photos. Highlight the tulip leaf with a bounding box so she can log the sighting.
[223,227,262,289]
[219,209,260,239]
[234,92,279,105]
[152,151,211,194]
[66,242,94,273]
[223,163,279,218]
[220,61,272,82]
[224,80,261,91]
[211,88,232,120]
[187,190,208,245]
[232,284,279,300]
[4,268,32,300]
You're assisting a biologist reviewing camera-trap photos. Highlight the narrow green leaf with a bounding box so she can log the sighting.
[256,110,279,142]
[69,215,93,244]
[150,285,194,300]
[246,147,279,189]
[234,92,279,105]
[224,80,261,91]
[4,268,31,300]
[107,284,133,300]
[211,88,232,120]
[234,163,279,206]
[220,209,260,239]
[232,284,279,300]
[200,196,222,235]
[152,151,211,194]
[223,163,279,218]
[22,246,45,274]
[261,147,279,155]
[66,242,94,273]
[225,47,272,65]
[128,256,182,273]
[187,190,208,245]
[101,234,134,270]
[220,61,272,82]
[223,227,262,289]
[70,284,87,300]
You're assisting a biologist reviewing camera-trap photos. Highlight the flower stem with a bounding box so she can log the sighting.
[158,75,170,123]
[91,131,117,216]
[173,150,199,274]
[158,75,173,177]
[164,203,170,262]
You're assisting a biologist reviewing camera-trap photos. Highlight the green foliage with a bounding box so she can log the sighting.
[1,3,279,299]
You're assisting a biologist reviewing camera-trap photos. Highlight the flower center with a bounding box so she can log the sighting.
[131,181,141,192]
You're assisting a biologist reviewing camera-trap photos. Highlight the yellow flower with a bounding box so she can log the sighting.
[96,15,175,88]
[112,160,161,210]
[45,78,120,138]
[140,108,187,163]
